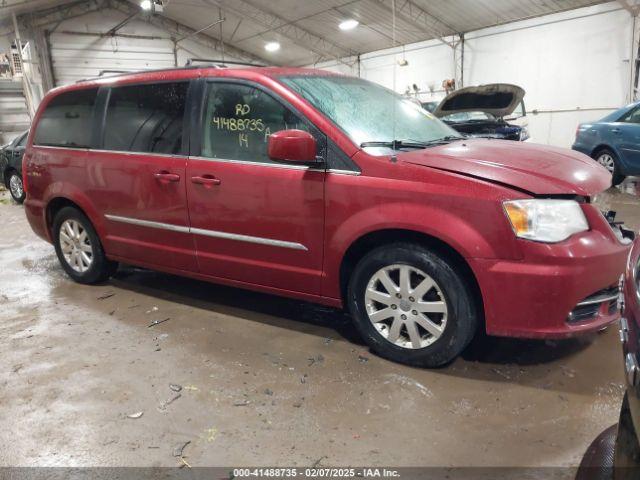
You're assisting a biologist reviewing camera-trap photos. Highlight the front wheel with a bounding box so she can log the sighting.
[614,393,640,475]
[8,171,25,204]
[53,206,118,284]
[594,148,625,186]
[347,243,478,367]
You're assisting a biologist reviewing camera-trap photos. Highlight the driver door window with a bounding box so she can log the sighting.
[201,82,308,163]
[16,133,27,147]
[186,81,325,295]
[620,107,640,124]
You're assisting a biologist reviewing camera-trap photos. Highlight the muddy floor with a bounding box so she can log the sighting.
[0,179,639,469]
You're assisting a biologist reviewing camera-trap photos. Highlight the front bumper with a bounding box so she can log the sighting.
[471,225,630,338]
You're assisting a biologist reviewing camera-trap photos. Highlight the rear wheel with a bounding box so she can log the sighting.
[7,171,25,204]
[594,148,625,186]
[347,243,478,367]
[52,206,118,284]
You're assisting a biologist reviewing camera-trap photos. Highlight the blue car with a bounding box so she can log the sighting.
[573,101,640,185]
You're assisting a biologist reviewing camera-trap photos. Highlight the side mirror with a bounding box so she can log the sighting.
[268,129,317,163]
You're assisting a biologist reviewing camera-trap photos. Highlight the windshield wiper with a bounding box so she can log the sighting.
[360,140,430,149]
[360,137,464,150]
[433,135,464,142]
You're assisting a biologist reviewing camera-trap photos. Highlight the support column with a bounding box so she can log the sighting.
[32,28,55,92]
[631,13,640,102]
[453,33,464,89]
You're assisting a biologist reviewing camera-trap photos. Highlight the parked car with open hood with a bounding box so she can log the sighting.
[21,67,632,367]
[421,100,440,113]
[0,130,27,203]
[433,83,529,141]
[573,101,640,186]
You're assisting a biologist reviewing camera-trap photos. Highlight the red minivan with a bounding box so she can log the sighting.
[22,66,633,366]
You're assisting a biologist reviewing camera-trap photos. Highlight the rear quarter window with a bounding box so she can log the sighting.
[34,88,98,148]
[103,82,188,154]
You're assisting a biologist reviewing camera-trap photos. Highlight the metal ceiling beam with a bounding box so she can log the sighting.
[105,10,139,35]
[12,0,106,32]
[618,0,640,16]
[7,0,267,65]
[202,0,357,66]
[174,17,225,44]
[109,0,268,64]
[369,0,458,48]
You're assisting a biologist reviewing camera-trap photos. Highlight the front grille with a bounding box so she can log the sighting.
[567,286,620,323]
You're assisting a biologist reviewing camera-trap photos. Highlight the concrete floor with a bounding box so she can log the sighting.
[1,179,639,470]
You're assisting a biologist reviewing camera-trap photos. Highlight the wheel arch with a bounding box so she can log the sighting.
[3,165,17,187]
[42,181,107,239]
[339,228,485,325]
[591,143,617,158]
[45,196,107,244]
[46,198,85,235]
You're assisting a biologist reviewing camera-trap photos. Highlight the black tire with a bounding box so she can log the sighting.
[52,206,118,284]
[593,148,625,186]
[347,243,478,367]
[614,393,640,479]
[7,170,25,204]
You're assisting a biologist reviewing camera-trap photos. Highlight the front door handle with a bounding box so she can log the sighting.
[191,175,221,187]
[611,128,621,134]
[154,172,181,182]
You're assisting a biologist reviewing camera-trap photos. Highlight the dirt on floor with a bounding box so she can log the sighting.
[0,181,639,470]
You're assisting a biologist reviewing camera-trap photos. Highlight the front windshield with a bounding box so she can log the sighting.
[280,75,461,150]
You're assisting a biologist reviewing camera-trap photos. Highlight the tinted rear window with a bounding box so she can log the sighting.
[34,88,97,148]
[103,82,187,154]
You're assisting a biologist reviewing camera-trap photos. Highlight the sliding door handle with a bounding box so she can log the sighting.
[191,175,221,186]
[154,172,181,182]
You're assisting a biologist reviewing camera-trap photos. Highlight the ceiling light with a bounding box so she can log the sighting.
[140,0,152,10]
[265,42,280,52]
[339,19,359,31]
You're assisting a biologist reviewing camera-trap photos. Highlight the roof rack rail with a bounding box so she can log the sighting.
[75,69,132,83]
[99,69,130,76]
[73,60,266,84]
[184,58,265,68]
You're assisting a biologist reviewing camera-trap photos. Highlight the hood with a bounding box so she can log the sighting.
[433,84,525,118]
[399,139,611,196]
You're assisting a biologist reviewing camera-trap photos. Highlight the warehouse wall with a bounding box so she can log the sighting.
[464,2,633,147]
[47,9,241,86]
[312,1,634,148]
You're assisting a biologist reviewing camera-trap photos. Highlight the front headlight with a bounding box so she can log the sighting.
[503,199,589,243]
[519,127,529,141]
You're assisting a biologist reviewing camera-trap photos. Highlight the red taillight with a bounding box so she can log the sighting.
[575,125,580,139]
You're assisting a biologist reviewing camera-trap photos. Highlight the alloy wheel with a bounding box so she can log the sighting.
[597,153,615,174]
[59,219,94,273]
[364,264,448,349]
[9,174,23,199]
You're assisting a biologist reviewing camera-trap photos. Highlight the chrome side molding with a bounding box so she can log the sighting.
[190,227,307,250]
[105,215,190,234]
[626,352,639,387]
[104,214,308,251]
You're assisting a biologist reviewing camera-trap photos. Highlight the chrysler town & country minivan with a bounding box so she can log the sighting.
[22,67,632,366]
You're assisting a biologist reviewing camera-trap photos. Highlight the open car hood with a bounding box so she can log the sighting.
[399,139,611,196]
[433,84,525,118]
